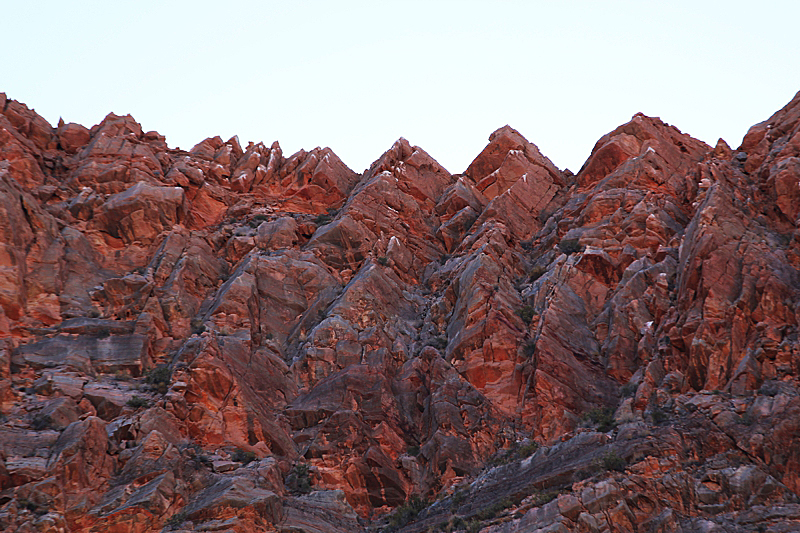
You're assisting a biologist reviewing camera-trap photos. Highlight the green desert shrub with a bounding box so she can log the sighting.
[114,370,133,381]
[126,395,149,408]
[759,381,780,397]
[522,339,537,358]
[448,516,467,531]
[466,519,482,533]
[582,407,617,432]
[529,265,546,281]
[195,454,213,467]
[426,335,448,351]
[601,451,627,472]
[146,365,171,386]
[190,317,206,335]
[651,407,669,425]
[31,414,52,431]
[313,213,332,225]
[286,463,313,495]
[385,495,428,531]
[517,441,539,458]
[231,448,256,464]
[558,238,584,255]
[248,214,268,228]
[145,365,172,394]
[534,490,559,506]
[450,489,467,510]
[19,499,48,515]
[477,498,513,520]
[165,511,187,529]
[487,440,539,468]
[516,305,536,324]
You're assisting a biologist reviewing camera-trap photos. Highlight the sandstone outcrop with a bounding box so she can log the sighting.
[1,89,800,532]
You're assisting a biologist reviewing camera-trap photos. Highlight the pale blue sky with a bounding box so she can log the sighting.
[3,1,799,174]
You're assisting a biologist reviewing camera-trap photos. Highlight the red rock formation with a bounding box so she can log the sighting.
[1,89,800,532]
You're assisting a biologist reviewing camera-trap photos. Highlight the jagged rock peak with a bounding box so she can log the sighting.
[466,125,566,190]
[363,136,452,181]
[576,112,710,188]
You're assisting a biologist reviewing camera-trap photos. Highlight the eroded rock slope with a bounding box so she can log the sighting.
[1,90,800,532]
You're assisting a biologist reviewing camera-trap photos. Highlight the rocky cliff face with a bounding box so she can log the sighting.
[1,90,800,533]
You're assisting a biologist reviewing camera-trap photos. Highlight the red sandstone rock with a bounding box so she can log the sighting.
[0,91,799,532]
[56,121,91,155]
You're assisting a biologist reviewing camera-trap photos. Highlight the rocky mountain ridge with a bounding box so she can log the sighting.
[1,89,800,532]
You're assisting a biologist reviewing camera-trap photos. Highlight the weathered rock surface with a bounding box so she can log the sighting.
[1,90,800,532]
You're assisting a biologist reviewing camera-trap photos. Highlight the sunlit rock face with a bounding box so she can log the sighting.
[2,89,800,532]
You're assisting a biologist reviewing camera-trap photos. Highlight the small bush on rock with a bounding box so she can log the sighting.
[190,318,206,335]
[558,238,584,255]
[450,489,467,510]
[534,490,559,506]
[759,381,780,397]
[516,305,536,324]
[248,214,268,228]
[426,336,448,351]
[114,370,133,381]
[126,396,149,408]
[145,365,172,394]
[601,451,627,472]
[31,414,52,431]
[477,498,513,520]
[231,448,256,464]
[165,511,187,529]
[146,365,171,385]
[448,516,466,531]
[466,519,482,533]
[529,265,546,281]
[522,339,537,358]
[651,407,669,425]
[313,214,332,225]
[19,499,48,515]
[582,407,617,432]
[385,495,428,532]
[517,441,539,458]
[286,463,313,495]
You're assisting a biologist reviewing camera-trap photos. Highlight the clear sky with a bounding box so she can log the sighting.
[3,1,799,174]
